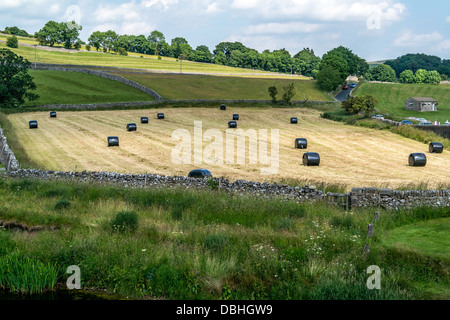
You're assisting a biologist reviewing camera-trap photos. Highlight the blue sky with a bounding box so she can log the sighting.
[1,0,449,61]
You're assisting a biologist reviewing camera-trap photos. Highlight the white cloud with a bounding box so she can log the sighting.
[446,16,450,23]
[394,30,444,47]
[141,0,178,10]
[245,22,321,35]
[206,2,222,14]
[91,2,156,35]
[433,39,450,52]
[0,0,48,9]
[95,3,141,23]
[230,0,406,22]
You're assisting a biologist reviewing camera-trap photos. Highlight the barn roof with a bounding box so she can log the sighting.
[408,97,438,102]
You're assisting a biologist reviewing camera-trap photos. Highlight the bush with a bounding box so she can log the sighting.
[111,211,139,233]
[54,199,71,210]
[268,86,278,103]
[282,83,296,104]
[6,36,18,48]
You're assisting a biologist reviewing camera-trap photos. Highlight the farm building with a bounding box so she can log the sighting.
[404,97,438,112]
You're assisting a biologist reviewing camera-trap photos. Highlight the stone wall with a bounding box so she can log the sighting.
[351,188,450,210]
[0,126,19,172]
[2,169,449,210]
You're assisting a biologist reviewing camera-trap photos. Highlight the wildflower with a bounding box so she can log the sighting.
[142,249,147,252]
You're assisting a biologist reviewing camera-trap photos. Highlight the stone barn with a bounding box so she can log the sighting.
[405,97,438,112]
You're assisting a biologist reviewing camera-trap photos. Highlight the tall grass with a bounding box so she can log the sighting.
[0,251,59,294]
[392,125,450,150]
[0,177,448,300]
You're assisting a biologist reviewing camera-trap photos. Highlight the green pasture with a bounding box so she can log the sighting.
[354,82,450,123]
[111,72,331,101]
[24,70,154,106]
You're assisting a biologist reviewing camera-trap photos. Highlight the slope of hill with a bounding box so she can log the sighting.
[0,38,302,78]
[24,70,155,106]
[354,82,450,123]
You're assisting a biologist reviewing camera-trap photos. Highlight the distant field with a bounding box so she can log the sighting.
[354,82,450,123]
[111,72,331,101]
[6,107,450,190]
[0,40,299,78]
[25,70,154,106]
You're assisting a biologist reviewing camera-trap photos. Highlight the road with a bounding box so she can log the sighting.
[334,87,352,102]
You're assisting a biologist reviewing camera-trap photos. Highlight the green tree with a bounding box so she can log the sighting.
[293,48,321,77]
[342,95,378,115]
[414,69,428,84]
[0,49,39,108]
[193,45,212,63]
[399,70,415,83]
[425,70,441,84]
[6,36,18,48]
[88,31,105,51]
[148,30,165,56]
[282,83,296,104]
[36,20,61,46]
[365,64,396,82]
[4,26,29,37]
[61,22,82,49]
[316,64,343,92]
[268,86,278,103]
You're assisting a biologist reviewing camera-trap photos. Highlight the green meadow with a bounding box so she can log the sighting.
[112,72,331,101]
[0,177,448,299]
[25,70,154,106]
[354,82,450,123]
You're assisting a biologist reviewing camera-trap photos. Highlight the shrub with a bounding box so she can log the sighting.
[54,199,71,210]
[111,211,139,234]
[6,36,18,48]
[282,83,296,104]
[268,86,278,103]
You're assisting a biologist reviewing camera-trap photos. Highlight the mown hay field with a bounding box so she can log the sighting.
[7,107,450,190]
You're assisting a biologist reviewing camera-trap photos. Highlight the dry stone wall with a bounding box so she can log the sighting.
[2,169,449,210]
[0,126,19,172]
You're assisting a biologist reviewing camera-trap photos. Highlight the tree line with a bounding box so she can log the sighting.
[4,21,449,89]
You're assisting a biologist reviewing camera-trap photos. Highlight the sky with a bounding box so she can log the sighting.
[0,0,449,61]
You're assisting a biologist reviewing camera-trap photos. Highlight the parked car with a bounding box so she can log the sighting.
[418,121,432,126]
[188,169,212,178]
[342,86,348,90]
[401,120,413,125]
[350,83,357,88]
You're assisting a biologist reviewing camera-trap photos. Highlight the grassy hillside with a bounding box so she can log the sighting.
[6,107,450,190]
[0,177,448,300]
[112,72,331,101]
[0,39,299,77]
[24,70,154,106]
[354,82,450,123]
